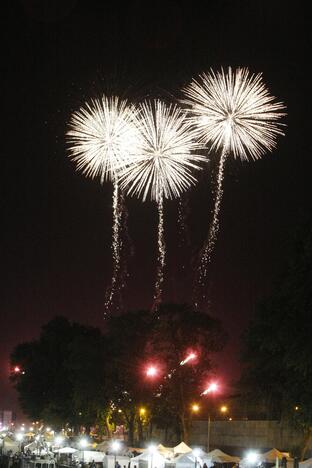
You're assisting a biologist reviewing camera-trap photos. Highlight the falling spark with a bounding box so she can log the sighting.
[154,193,165,309]
[198,147,227,285]
[201,382,219,396]
[183,67,286,287]
[67,96,140,313]
[119,100,204,308]
[104,181,123,311]
[180,352,197,365]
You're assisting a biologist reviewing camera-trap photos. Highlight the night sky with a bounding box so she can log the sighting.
[1,1,311,419]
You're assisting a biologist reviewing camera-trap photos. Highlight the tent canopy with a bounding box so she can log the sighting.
[174,443,192,455]
[130,449,169,466]
[207,449,240,464]
[259,449,291,463]
[55,447,78,454]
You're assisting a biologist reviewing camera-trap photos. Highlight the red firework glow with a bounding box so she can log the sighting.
[145,365,158,378]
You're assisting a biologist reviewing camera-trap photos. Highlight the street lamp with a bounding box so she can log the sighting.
[54,436,64,446]
[111,440,121,468]
[191,404,200,413]
[202,382,219,453]
[148,444,157,468]
[246,451,259,465]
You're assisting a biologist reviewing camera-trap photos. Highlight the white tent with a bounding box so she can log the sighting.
[1,436,19,454]
[157,445,174,459]
[174,443,192,455]
[175,452,213,468]
[55,447,78,454]
[79,450,105,463]
[259,449,291,463]
[130,448,169,468]
[300,459,312,468]
[207,449,240,464]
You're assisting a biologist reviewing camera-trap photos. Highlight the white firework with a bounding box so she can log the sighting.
[183,67,286,160]
[182,67,286,291]
[118,99,205,309]
[67,96,139,181]
[67,96,140,313]
[118,100,204,202]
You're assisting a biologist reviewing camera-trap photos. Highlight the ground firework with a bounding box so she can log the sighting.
[183,67,286,294]
[118,99,204,309]
[67,96,140,313]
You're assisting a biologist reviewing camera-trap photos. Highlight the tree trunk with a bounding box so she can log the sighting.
[180,413,189,443]
[126,411,135,446]
[137,416,143,444]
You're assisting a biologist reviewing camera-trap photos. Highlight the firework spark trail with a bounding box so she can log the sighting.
[152,193,165,311]
[104,180,123,313]
[177,198,189,247]
[198,146,227,285]
[183,67,286,296]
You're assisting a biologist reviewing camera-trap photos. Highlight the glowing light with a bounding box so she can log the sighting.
[191,404,200,413]
[201,382,219,395]
[180,352,197,365]
[16,433,24,442]
[67,96,141,313]
[220,405,228,413]
[183,67,286,285]
[20,427,25,431]
[119,100,204,307]
[13,366,21,373]
[46,427,51,432]
[139,408,146,416]
[294,406,299,411]
[246,451,259,464]
[146,366,158,378]
[54,436,64,445]
[193,448,202,458]
[111,440,121,452]
[79,438,88,448]
[148,445,157,454]
[29,427,34,432]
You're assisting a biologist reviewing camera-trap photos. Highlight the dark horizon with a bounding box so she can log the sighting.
[1,0,311,420]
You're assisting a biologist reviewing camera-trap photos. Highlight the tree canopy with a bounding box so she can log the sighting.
[10,316,109,429]
[242,220,312,457]
[11,303,226,444]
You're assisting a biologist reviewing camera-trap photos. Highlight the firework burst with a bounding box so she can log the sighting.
[118,99,205,309]
[67,96,140,313]
[183,67,286,291]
